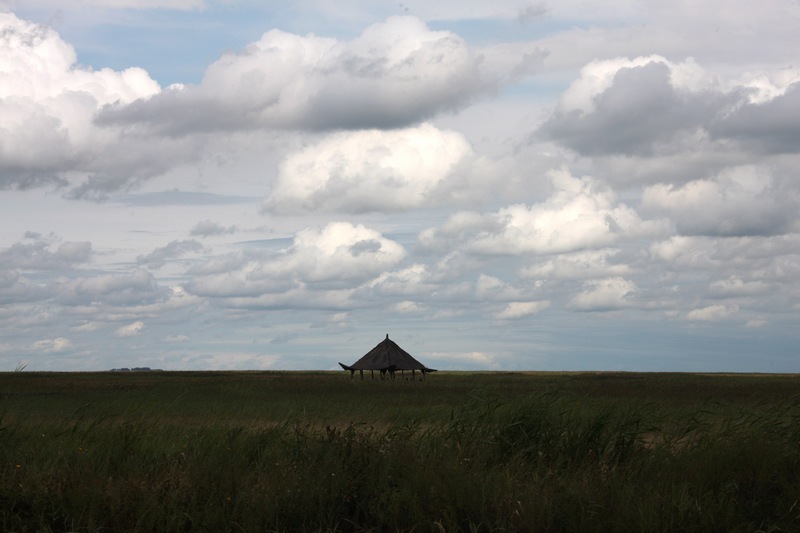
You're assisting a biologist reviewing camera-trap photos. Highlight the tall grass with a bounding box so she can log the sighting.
[2,372,800,531]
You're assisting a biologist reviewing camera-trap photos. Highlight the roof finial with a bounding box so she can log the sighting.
[386,333,389,339]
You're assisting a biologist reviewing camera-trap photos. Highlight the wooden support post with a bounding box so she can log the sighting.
[360,369,364,380]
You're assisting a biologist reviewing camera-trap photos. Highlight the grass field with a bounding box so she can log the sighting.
[2,371,800,531]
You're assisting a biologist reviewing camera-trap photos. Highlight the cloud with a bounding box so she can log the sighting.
[539,56,725,157]
[137,239,207,269]
[254,222,406,284]
[493,300,550,320]
[553,56,708,116]
[0,13,490,197]
[364,264,440,298]
[115,191,256,207]
[427,350,498,370]
[72,321,101,332]
[58,269,166,306]
[521,249,631,280]
[569,277,638,311]
[641,166,798,237]
[646,234,800,321]
[649,234,800,282]
[78,0,203,8]
[97,16,485,134]
[181,352,279,371]
[183,254,294,298]
[686,304,739,322]
[115,321,144,337]
[186,222,406,298]
[32,337,72,352]
[419,168,658,256]
[263,124,475,214]
[708,278,769,298]
[0,236,92,270]
[0,270,49,305]
[710,81,800,154]
[475,274,524,301]
[4,3,800,373]
[541,55,800,162]
[214,286,357,311]
[15,0,204,8]
[649,236,716,267]
[393,301,427,313]
[0,12,161,191]
[517,3,549,25]
[190,220,238,237]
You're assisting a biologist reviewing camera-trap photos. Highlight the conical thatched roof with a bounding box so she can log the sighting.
[339,334,435,373]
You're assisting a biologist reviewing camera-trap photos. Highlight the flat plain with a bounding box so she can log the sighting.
[2,371,800,531]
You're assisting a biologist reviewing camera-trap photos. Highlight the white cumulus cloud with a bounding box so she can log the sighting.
[264,124,474,214]
[187,222,406,298]
[0,12,161,191]
[686,304,739,321]
[641,166,798,237]
[115,321,144,337]
[32,337,72,352]
[569,277,638,311]
[420,168,657,256]
[97,16,485,133]
[255,222,406,284]
[493,301,551,319]
[521,249,631,280]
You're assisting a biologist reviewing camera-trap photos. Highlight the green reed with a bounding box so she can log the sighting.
[1,371,800,531]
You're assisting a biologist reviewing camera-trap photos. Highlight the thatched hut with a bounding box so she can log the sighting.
[339,334,436,380]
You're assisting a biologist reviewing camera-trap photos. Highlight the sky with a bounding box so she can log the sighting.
[1,1,799,372]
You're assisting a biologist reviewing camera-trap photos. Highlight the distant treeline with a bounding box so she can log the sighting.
[108,367,160,372]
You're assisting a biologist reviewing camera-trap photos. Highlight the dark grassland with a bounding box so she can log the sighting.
[2,371,800,532]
